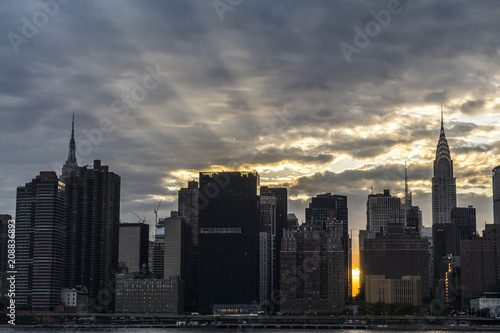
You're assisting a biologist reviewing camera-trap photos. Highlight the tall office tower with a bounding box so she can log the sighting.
[152,234,165,278]
[432,206,476,289]
[432,223,454,283]
[268,187,288,250]
[0,214,13,273]
[260,187,277,233]
[164,213,185,279]
[118,223,149,272]
[178,180,199,312]
[164,211,191,314]
[259,187,276,309]
[461,224,500,303]
[493,166,500,224]
[64,160,121,312]
[198,171,260,314]
[305,193,350,303]
[280,220,345,314]
[265,187,287,308]
[432,109,457,224]
[366,189,402,239]
[451,206,476,255]
[259,232,272,311]
[362,223,430,298]
[15,172,66,311]
[61,114,78,182]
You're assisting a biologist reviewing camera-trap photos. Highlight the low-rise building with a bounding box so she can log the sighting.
[115,273,184,314]
[471,293,500,318]
[365,275,422,306]
[60,287,88,313]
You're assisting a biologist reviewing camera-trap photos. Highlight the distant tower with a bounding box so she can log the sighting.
[493,166,500,224]
[432,106,457,224]
[61,114,78,181]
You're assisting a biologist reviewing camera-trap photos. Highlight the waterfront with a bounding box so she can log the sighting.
[1,325,499,333]
[1,329,499,333]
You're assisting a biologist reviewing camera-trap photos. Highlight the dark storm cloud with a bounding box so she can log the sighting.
[459,100,486,115]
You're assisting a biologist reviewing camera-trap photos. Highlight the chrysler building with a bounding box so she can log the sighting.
[431,107,457,224]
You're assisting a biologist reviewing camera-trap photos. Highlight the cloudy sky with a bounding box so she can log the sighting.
[1,0,500,264]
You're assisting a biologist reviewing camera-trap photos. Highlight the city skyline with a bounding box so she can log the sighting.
[2,0,500,263]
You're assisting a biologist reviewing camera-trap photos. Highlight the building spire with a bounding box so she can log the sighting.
[404,161,408,200]
[61,113,78,181]
[441,102,444,129]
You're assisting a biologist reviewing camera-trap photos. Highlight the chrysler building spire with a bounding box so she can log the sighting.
[431,106,457,224]
[61,113,78,181]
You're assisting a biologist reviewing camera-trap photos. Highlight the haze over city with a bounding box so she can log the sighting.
[1,0,500,269]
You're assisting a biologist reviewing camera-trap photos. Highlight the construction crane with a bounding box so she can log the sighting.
[154,199,163,226]
[133,212,146,224]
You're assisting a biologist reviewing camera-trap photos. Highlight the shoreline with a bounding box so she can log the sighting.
[4,323,500,331]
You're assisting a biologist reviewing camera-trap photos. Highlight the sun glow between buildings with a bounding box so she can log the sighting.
[352,268,360,297]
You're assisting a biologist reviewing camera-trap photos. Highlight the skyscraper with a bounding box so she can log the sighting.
[461,224,500,302]
[259,187,277,310]
[262,187,287,309]
[305,193,350,303]
[15,172,66,311]
[432,109,457,224]
[197,171,260,314]
[280,220,345,314]
[366,189,402,239]
[493,166,500,224]
[362,223,430,298]
[178,180,199,312]
[64,160,121,313]
[118,223,149,272]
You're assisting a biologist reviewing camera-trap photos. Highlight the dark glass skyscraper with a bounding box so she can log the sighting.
[197,171,260,314]
[432,110,457,224]
[178,180,199,312]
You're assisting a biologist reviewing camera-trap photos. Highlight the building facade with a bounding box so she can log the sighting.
[115,273,184,314]
[119,223,149,272]
[366,189,402,239]
[305,193,350,303]
[178,180,199,312]
[15,171,66,311]
[64,160,121,312]
[197,171,260,314]
[362,224,430,298]
[461,224,500,303]
[365,275,422,306]
[280,222,345,314]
